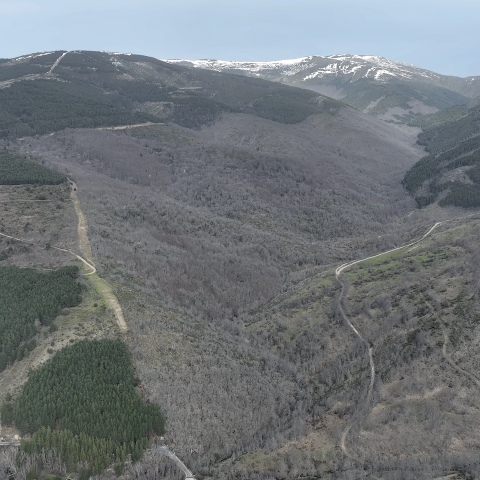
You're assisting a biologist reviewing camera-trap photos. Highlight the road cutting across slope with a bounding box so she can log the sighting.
[48,51,70,74]
[95,122,165,130]
[335,220,446,459]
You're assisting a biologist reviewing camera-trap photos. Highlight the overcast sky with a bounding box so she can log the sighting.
[1,0,479,77]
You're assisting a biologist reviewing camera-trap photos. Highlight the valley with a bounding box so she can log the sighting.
[0,50,480,480]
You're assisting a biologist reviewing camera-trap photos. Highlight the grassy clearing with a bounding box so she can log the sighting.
[88,273,128,332]
[70,196,94,265]
[362,246,408,265]
[344,248,451,286]
[246,272,338,344]
[231,430,339,478]
[53,266,113,334]
[70,185,128,332]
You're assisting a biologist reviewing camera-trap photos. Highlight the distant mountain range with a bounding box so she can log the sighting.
[0,50,345,137]
[166,55,480,123]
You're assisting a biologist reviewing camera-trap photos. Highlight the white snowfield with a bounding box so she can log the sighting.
[161,54,446,83]
[9,52,56,62]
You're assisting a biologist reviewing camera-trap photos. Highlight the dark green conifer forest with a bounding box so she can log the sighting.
[0,266,82,371]
[0,149,66,185]
[0,80,156,138]
[1,339,164,474]
[403,102,480,208]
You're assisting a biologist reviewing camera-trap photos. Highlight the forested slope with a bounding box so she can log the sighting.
[0,79,156,138]
[403,99,480,208]
[0,151,78,371]
[7,127,477,479]
[0,149,66,184]
[0,50,343,137]
[0,265,81,371]
[6,49,475,480]
[2,339,164,475]
[211,216,480,479]
[0,150,166,479]
[3,94,423,478]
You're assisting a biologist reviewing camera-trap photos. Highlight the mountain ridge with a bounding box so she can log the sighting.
[0,50,348,136]
[164,54,480,123]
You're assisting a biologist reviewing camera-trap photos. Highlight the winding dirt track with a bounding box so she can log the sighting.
[69,181,128,332]
[0,231,96,275]
[0,181,128,332]
[335,221,446,458]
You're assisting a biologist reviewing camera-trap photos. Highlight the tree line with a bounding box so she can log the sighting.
[402,112,480,208]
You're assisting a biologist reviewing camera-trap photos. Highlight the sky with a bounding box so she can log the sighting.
[1,0,479,77]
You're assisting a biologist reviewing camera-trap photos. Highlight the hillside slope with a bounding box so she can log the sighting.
[210,215,480,480]
[3,49,467,480]
[0,50,344,137]
[0,93,422,476]
[403,97,480,208]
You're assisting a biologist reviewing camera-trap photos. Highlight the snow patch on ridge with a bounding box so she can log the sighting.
[162,54,477,87]
[166,56,313,76]
[163,54,430,84]
[374,69,396,80]
[12,52,56,62]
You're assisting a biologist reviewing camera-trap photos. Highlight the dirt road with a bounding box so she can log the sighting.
[152,446,196,479]
[69,181,128,332]
[0,231,95,275]
[335,220,446,458]
[48,51,69,74]
[95,122,165,131]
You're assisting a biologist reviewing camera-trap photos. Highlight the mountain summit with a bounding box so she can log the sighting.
[166,54,480,123]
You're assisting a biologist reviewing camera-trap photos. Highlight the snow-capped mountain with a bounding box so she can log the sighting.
[167,55,441,83]
[164,55,480,122]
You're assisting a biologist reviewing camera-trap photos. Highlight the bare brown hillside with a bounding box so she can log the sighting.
[0,103,432,476]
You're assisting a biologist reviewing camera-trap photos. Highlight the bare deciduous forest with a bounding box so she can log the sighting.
[2,50,480,480]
